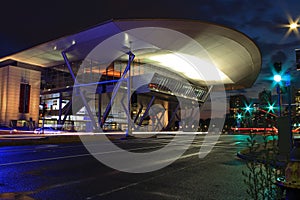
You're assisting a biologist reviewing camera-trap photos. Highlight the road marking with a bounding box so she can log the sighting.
[85,154,210,200]
[0,142,193,166]
[179,152,205,159]
[0,153,92,167]
[35,144,59,149]
[86,181,140,199]
[0,136,245,167]
[0,143,86,154]
[147,191,181,199]
[36,178,95,192]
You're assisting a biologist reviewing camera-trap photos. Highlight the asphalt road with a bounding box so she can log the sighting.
[0,134,251,200]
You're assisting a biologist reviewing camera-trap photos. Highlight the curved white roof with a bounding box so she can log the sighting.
[0,19,261,89]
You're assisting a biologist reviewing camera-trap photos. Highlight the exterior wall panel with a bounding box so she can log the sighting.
[0,66,41,126]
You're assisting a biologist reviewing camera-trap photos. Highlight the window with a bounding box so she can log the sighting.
[19,83,31,113]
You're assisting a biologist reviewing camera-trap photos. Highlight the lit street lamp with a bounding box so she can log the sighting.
[273,74,282,83]
[281,16,300,38]
[290,22,299,30]
[275,16,300,197]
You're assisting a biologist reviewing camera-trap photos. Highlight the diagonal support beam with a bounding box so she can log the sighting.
[154,107,166,131]
[61,98,72,125]
[134,104,143,124]
[100,51,135,128]
[138,96,155,127]
[164,103,180,130]
[62,51,99,131]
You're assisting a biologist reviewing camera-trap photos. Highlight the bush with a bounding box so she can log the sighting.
[242,130,287,199]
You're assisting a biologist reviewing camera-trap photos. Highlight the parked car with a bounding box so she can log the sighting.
[0,125,17,134]
[34,127,62,134]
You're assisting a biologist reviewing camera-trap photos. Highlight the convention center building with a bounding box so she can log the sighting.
[0,19,261,133]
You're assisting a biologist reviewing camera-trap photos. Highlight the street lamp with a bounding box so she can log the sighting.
[290,22,299,30]
[275,16,300,196]
[281,16,300,38]
[274,74,282,83]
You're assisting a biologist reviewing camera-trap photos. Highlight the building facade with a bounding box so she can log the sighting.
[0,61,40,128]
[0,19,262,132]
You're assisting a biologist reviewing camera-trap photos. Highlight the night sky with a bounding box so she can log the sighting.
[1,0,300,99]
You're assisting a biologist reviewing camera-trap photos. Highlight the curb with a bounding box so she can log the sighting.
[237,149,287,168]
[236,150,252,161]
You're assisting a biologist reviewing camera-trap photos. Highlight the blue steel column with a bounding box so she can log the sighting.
[61,51,99,131]
[127,52,133,136]
[58,92,62,126]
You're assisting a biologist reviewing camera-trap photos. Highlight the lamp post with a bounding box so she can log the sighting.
[273,71,282,117]
[276,17,300,198]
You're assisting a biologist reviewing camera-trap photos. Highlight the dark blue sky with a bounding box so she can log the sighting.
[1,0,300,99]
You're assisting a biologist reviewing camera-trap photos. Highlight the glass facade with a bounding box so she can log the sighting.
[38,58,209,132]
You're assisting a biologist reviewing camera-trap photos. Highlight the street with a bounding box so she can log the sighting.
[0,134,250,200]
